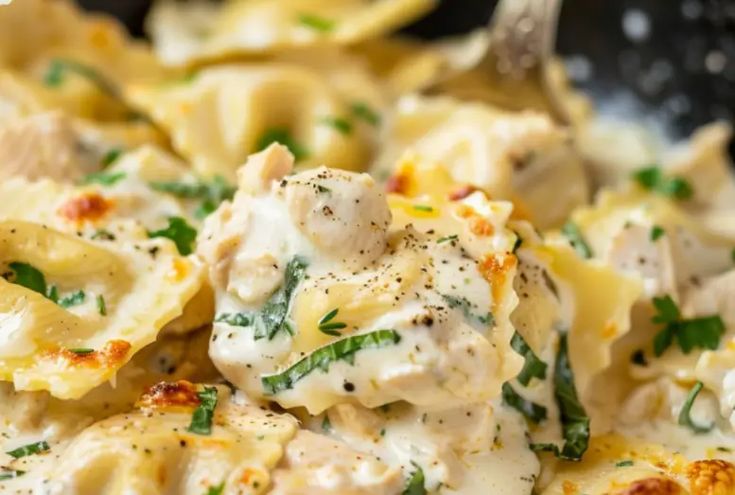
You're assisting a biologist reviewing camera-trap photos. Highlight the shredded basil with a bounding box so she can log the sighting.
[632,166,694,200]
[262,329,401,395]
[651,295,724,356]
[0,469,24,481]
[319,116,352,135]
[6,262,46,295]
[561,221,593,259]
[530,334,590,461]
[502,383,547,423]
[297,13,335,32]
[255,128,309,161]
[188,387,218,435]
[650,225,665,241]
[6,440,50,459]
[59,290,85,308]
[149,176,235,219]
[81,171,126,186]
[678,381,714,434]
[441,294,493,327]
[402,463,427,495]
[350,101,381,126]
[147,217,197,256]
[511,332,547,386]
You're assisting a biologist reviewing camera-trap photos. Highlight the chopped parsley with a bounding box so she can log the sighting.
[678,381,713,434]
[6,440,50,459]
[188,386,218,435]
[297,13,335,32]
[255,127,309,161]
[615,460,634,467]
[317,308,347,337]
[402,463,427,495]
[0,469,24,481]
[6,262,46,295]
[632,166,694,200]
[441,294,493,327]
[59,290,85,308]
[350,101,381,126]
[530,333,590,461]
[206,482,225,495]
[436,234,458,244]
[147,217,197,256]
[149,176,235,219]
[412,204,434,213]
[68,348,94,355]
[319,116,352,135]
[502,382,547,423]
[650,225,665,241]
[214,256,308,340]
[511,331,547,386]
[101,148,123,168]
[96,294,107,316]
[651,294,725,356]
[561,221,593,259]
[81,171,126,186]
[262,329,401,395]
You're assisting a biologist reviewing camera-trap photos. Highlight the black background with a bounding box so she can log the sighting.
[79,0,735,152]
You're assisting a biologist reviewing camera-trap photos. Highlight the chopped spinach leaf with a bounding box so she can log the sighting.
[632,166,694,200]
[502,383,547,423]
[7,262,46,295]
[255,128,309,161]
[319,116,352,135]
[651,295,724,356]
[561,221,593,259]
[262,329,401,395]
[6,440,50,459]
[678,381,713,434]
[0,469,24,481]
[59,290,85,308]
[188,386,218,435]
[147,216,197,256]
[81,171,126,186]
[441,294,493,327]
[350,101,381,126]
[511,331,547,386]
[214,312,254,327]
[101,148,123,168]
[530,333,589,461]
[615,460,634,467]
[150,176,235,219]
[402,463,426,495]
[47,285,59,303]
[206,482,225,495]
[297,13,335,32]
[96,294,107,316]
[650,225,665,241]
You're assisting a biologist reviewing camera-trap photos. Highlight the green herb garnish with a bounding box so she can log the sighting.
[0,469,24,481]
[319,116,352,135]
[317,185,331,194]
[262,329,401,395]
[81,171,126,186]
[502,383,547,423]
[59,290,85,308]
[632,166,694,200]
[68,348,94,355]
[561,221,593,259]
[255,128,309,161]
[318,308,347,337]
[188,386,218,435]
[91,229,116,241]
[436,235,458,244]
[615,460,634,467]
[214,313,254,327]
[297,13,335,32]
[149,176,235,219]
[678,381,713,434]
[47,285,59,303]
[321,415,332,432]
[651,295,725,356]
[402,463,426,495]
[6,440,50,459]
[412,204,434,212]
[147,217,197,256]
[206,482,225,495]
[441,294,493,327]
[650,225,665,241]
[530,333,590,461]
[350,101,381,126]
[7,262,46,295]
[101,148,122,168]
[96,294,107,316]
[511,331,547,386]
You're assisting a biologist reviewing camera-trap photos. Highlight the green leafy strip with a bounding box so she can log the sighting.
[650,225,665,241]
[651,295,725,356]
[297,13,335,32]
[96,294,107,316]
[441,294,493,327]
[402,463,427,495]
[319,116,352,135]
[59,290,85,308]
[6,263,85,309]
[632,166,694,200]
[256,128,309,161]
[188,387,218,435]
[436,234,458,244]
[101,148,123,168]
[511,331,548,386]
[561,221,593,259]
[321,415,332,432]
[530,333,590,461]
[81,171,126,186]
[214,257,308,340]
[318,308,347,336]
[502,383,547,423]
[615,460,634,467]
[262,329,401,395]
[69,348,94,355]
[678,381,714,434]
[412,204,434,212]
[206,482,225,495]
[350,101,381,126]
[0,469,24,481]
[6,440,50,459]
[149,176,235,219]
[147,217,197,256]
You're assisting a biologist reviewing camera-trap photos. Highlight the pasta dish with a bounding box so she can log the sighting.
[0,1,734,494]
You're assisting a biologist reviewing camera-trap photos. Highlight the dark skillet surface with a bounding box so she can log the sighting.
[79,0,735,156]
